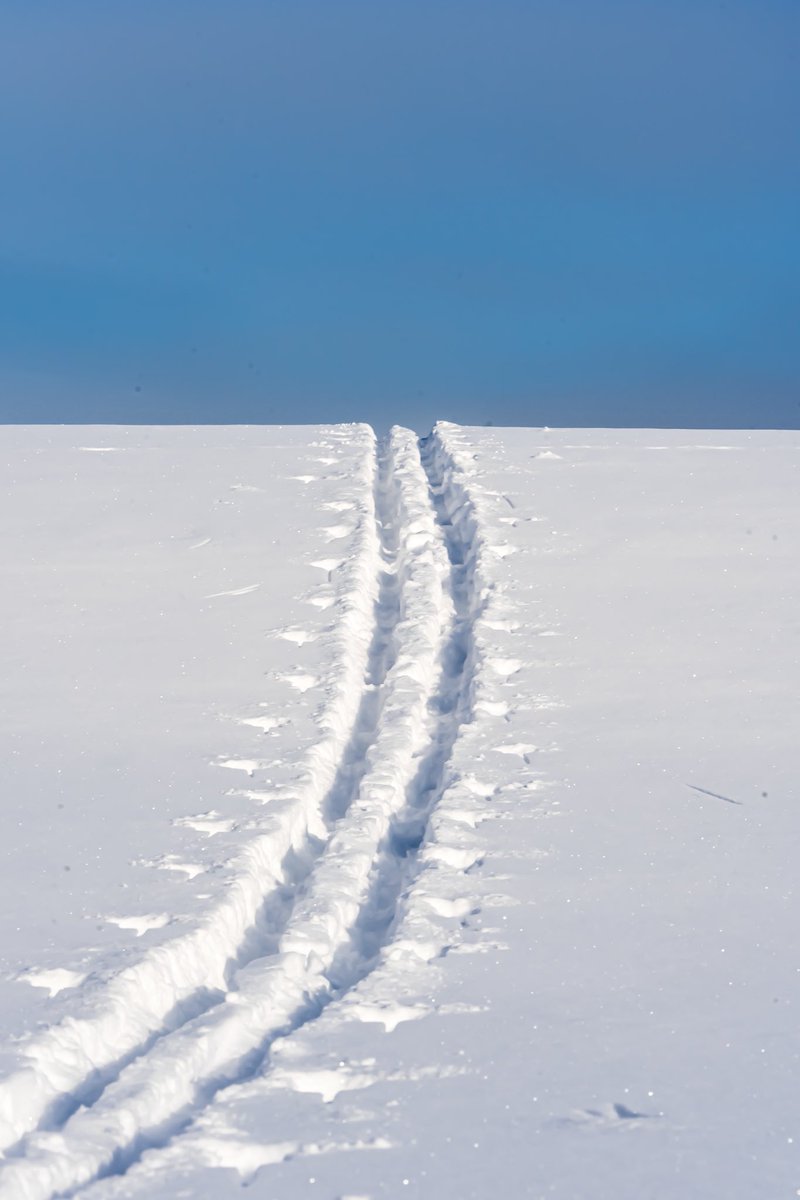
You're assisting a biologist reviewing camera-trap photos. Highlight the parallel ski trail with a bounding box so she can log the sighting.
[0,428,460,1200]
[318,429,481,979]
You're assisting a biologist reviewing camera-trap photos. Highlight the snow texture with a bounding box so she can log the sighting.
[0,423,797,1199]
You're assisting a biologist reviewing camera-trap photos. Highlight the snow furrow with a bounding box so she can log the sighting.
[0,427,454,1200]
[393,422,500,922]
[311,421,492,996]
[0,425,381,1160]
[317,421,496,1016]
[308,425,487,977]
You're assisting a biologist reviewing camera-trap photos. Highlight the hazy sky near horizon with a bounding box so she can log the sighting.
[1,1,798,431]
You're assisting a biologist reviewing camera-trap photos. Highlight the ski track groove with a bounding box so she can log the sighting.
[0,425,483,1200]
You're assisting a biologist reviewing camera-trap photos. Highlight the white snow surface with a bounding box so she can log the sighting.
[0,423,797,1199]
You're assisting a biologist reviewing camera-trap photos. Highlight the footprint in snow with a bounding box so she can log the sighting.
[174,811,236,836]
[305,592,336,610]
[343,1000,430,1033]
[437,807,488,829]
[265,1065,378,1104]
[487,657,522,678]
[420,895,474,919]
[278,672,318,693]
[460,776,497,797]
[496,780,550,800]
[322,499,355,512]
[105,913,171,936]
[493,743,538,758]
[423,845,483,872]
[264,1059,470,1104]
[227,787,283,804]
[236,713,287,734]
[474,699,511,718]
[310,557,343,576]
[163,1133,391,1184]
[275,628,318,646]
[214,757,269,776]
[482,617,521,633]
[151,856,206,880]
[17,967,86,997]
[385,937,441,964]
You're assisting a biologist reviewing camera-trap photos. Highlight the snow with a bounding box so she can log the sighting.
[0,423,798,1198]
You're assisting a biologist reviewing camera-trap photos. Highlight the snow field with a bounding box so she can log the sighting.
[1,424,798,1200]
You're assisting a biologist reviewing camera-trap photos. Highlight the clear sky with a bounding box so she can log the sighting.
[1,0,798,431]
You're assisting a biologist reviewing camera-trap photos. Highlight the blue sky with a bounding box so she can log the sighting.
[1,0,798,430]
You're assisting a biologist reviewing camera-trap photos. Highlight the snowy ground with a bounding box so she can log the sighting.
[0,423,797,1200]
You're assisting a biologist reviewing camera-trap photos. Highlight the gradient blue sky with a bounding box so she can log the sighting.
[1,0,798,431]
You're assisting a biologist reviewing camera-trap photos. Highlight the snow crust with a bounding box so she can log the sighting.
[0,424,797,1199]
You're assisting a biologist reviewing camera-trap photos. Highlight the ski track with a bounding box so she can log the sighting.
[0,425,486,1200]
